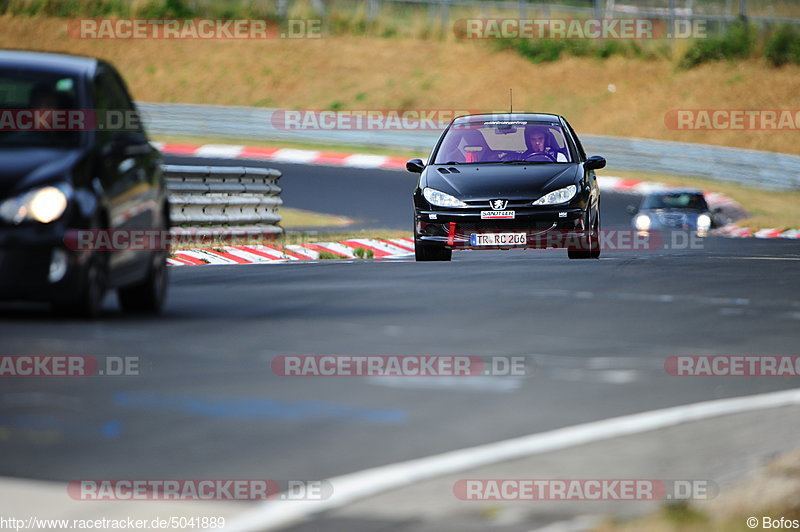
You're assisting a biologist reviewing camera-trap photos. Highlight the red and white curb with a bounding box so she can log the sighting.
[154,142,800,241]
[168,238,415,266]
[713,226,800,239]
[153,142,408,170]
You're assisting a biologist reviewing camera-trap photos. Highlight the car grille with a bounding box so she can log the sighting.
[463,200,533,208]
[658,213,687,227]
[456,221,556,233]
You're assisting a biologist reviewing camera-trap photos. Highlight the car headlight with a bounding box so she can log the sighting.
[697,214,712,230]
[532,185,577,205]
[0,184,71,224]
[423,187,468,208]
[634,214,651,231]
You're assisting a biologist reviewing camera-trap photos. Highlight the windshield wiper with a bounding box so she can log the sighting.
[501,160,551,164]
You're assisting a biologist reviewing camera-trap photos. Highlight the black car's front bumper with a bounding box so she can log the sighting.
[0,225,89,302]
[414,207,589,250]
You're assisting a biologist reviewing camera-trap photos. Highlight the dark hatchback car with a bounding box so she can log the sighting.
[0,51,169,317]
[407,113,605,261]
[629,189,716,237]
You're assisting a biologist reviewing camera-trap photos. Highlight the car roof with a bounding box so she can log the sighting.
[0,50,99,77]
[453,113,563,124]
[646,188,704,195]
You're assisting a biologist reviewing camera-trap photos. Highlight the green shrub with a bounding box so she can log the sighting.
[353,247,374,259]
[137,0,194,19]
[680,18,755,68]
[765,24,800,66]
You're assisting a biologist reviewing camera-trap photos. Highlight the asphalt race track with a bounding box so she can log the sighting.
[1,161,799,522]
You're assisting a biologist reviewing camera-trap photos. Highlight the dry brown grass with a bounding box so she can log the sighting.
[3,17,800,155]
[280,207,353,228]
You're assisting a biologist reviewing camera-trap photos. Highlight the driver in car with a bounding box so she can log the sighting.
[524,127,568,162]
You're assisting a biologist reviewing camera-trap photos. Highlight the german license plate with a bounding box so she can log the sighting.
[470,233,526,246]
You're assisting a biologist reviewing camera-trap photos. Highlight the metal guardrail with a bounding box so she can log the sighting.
[164,164,283,233]
[581,135,800,191]
[142,103,800,191]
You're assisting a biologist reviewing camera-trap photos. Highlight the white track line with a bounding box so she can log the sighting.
[222,387,800,531]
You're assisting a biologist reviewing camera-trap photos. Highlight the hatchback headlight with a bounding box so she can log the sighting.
[0,184,71,224]
[634,214,651,231]
[423,187,468,208]
[532,185,577,205]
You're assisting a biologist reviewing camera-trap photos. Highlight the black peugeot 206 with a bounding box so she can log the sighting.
[408,113,606,261]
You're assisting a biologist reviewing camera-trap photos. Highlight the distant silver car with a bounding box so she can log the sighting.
[628,189,715,236]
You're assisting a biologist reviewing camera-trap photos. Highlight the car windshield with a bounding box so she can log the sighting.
[0,71,81,148]
[434,121,572,164]
[641,192,708,211]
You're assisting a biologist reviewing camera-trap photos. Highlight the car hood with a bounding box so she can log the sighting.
[423,164,578,201]
[0,147,83,198]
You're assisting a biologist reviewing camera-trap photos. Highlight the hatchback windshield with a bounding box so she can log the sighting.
[0,71,81,147]
[641,192,708,211]
[434,121,572,164]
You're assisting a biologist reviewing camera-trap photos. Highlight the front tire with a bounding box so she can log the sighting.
[52,250,108,319]
[118,251,168,314]
[568,209,600,260]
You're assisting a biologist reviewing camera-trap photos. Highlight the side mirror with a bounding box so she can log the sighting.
[585,155,606,170]
[406,158,425,174]
[107,131,149,157]
[626,205,638,215]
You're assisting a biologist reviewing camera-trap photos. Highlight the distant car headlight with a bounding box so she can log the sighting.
[0,183,71,224]
[634,214,651,231]
[532,185,577,205]
[697,214,712,231]
[423,187,468,208]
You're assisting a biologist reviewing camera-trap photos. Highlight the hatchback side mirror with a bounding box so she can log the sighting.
[585,155,606,170]
[406,158,425,173]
